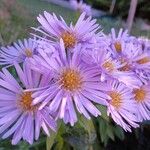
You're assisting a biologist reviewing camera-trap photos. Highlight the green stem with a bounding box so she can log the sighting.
[46,120,62,150]
[46,131,57,150]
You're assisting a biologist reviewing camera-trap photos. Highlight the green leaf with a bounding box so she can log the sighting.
[63,135,88,150]
[46,120,62,150]
[55,136,64,150]
[55,123,65,150]
[96,105,109,121]
[99,119,107,142]
[46,131,57,150]
[79,116,95,134]
[114,126,125,140]
[78,116,97,149]
[79,116,96,142]
[106,125,115,141]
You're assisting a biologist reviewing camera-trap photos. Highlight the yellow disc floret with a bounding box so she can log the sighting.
[25,49,33,57]
[134,88,146,103]
[114,42,122,53]
[109,91,122,109]
[19,92,36,111]
[60,69,82,91]
[61,32,76,48]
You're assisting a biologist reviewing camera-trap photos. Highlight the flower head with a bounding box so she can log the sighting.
[82,42,142,89]
[30,41,110,126]
[106,80,139,132]
[0,38,37,66]
[0,63,56,144]
[108,28,132,55]
[116,42,150,82]
[133,83,150,121]
[33,12,100,49]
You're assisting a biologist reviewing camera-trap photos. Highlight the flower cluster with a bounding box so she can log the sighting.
[0,12,150,145]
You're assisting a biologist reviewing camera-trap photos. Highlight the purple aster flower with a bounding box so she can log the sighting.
[133,83,150,121]
[0,63,56,145]
[108,28,135,56]
[83,46,122,78]
[106,79,139,132]
[82,43,142,89]
[108,28,129,54]
[132,45,150,82]
[30,41,110,126]
[116,42,150,83]
[0,38,38,66]
[33,12,100,49]
[70,0,92,16]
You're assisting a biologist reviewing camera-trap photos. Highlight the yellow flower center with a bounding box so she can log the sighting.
[25,49,33,57]
[134,88,146,103]
[19,92,36,111]
[118,58,131,71]
[136,57,150,64]
[60,69,82,91]
[61,32,76,48]
[114,42,122,52]
[119,64,131,71]
[103,61,114,72]
[109,91,122,109]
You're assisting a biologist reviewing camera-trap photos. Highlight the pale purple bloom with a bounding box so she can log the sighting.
[115,42,150,82]
[108,28,130,55]
[106,79,139,132]
[0,63,56,145]
[30,41,110,126]
[70,0,92,16]
[133,83,150,121]
[108,29,150,74]
[108,28,136,58]
[33,12,100,49]
[0,38,37,66]
[133,49,150,82]
[83,45,122,78]
[82,42,142,89]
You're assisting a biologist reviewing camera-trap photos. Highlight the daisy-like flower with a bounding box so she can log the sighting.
[33,12,100,49]
[70,0,92,16]
[116,42,150,82]
[133,83,150,121]
[82,46,122,79]
[0,38,37,66]
[106,79,139,132]
[30,41,110,126]
[82,44,142,88]
[0,63,56,145]
[108,28,134,56]
[132,49,150,82]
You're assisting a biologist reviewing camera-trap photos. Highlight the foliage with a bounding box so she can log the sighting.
[44,106,125,150]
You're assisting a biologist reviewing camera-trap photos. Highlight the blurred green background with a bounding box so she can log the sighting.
[0,0,150,150]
